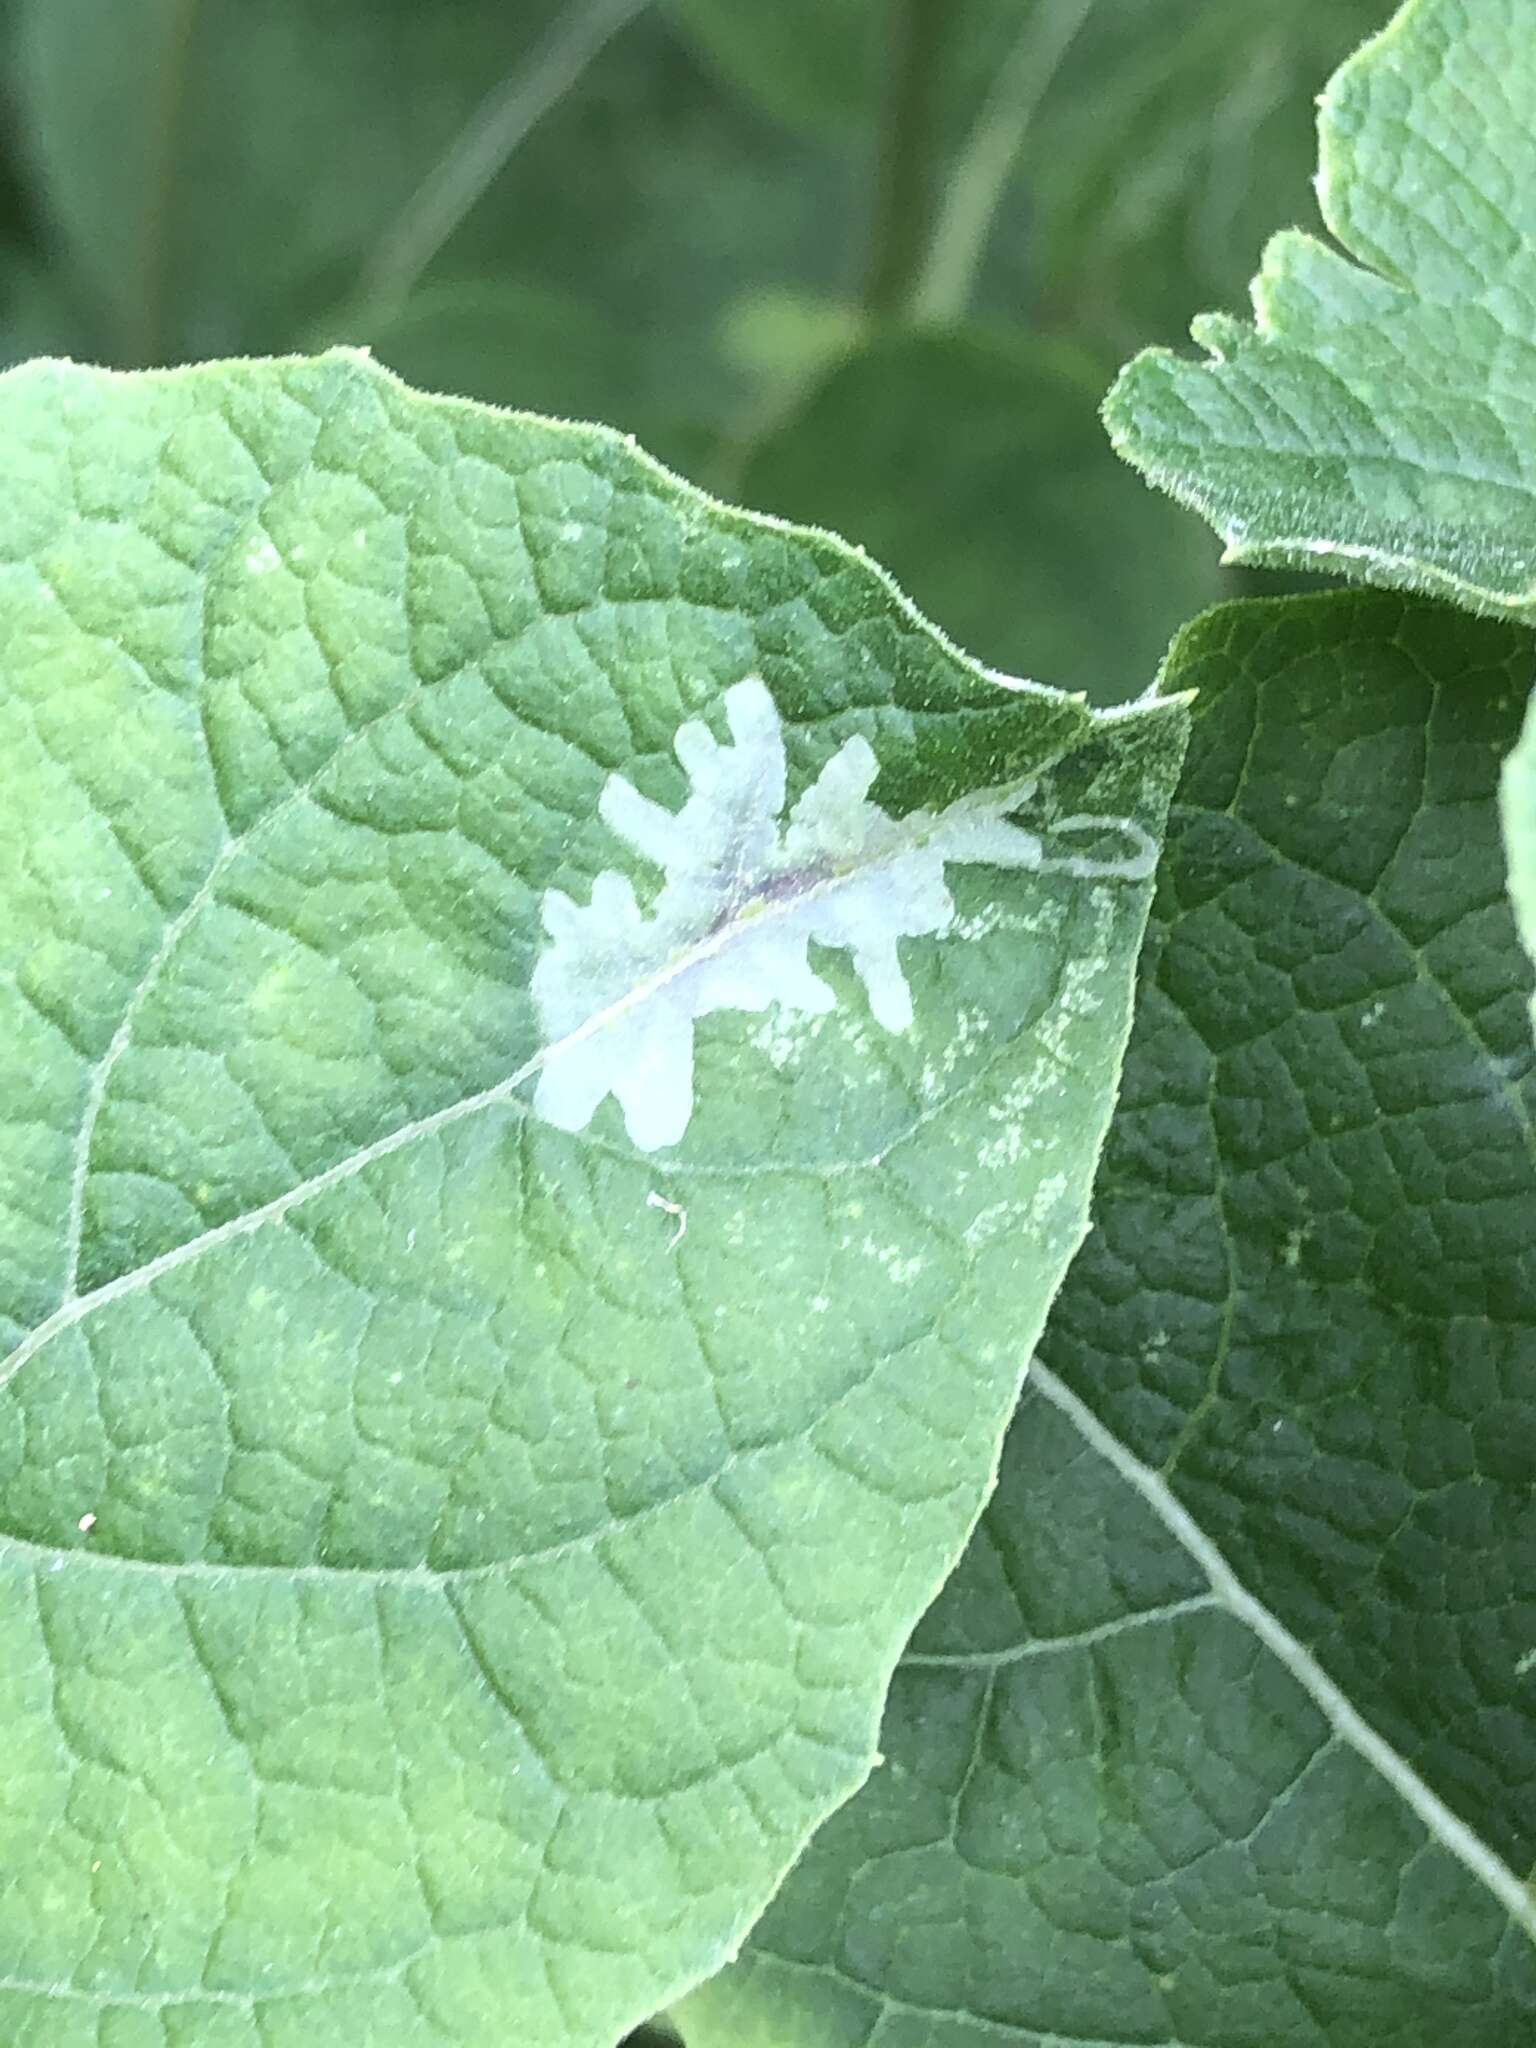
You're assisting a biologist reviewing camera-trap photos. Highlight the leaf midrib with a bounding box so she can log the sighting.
[1028,1358,1536,1948]
[10,763,1072,1402]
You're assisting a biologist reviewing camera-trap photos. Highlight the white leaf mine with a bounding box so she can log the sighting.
[532,678,1153,1151]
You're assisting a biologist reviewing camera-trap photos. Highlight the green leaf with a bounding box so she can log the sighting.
[669,0,1385,346]
[327,277,670,446]
[0,243,89,369]
[665,0,879,134]
[1028,0,1387,346]
[737,327,1222,703]
[677,591,1536,2047]
[10,0,848,456]
[11,0,556,361]
[1107,0,1536,620]
[333,277,723,487]
[665,0,1033,148]
[0,348,1185,2044]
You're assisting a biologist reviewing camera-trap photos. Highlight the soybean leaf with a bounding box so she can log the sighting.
[1108,0,1536,621]
[737,326,1221,702]
[678,591,1536,2047]
[0,349,1184,2045]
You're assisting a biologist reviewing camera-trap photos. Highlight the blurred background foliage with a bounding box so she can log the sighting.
[0,0,1384,701]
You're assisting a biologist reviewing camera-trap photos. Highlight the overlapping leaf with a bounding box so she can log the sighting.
[679,592,1536,2047]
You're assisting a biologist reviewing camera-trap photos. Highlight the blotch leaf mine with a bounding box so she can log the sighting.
[533,676,1156,1150]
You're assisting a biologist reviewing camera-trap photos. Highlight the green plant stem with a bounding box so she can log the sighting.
[356,0,652,327]
[913,0,1098,325]
[862,0,949,320]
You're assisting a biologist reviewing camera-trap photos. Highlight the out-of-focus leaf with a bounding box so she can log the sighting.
[670,0,1386,345]
[329,278,660,438]
[0,243,89,367]
[717,288,866,415]
[11,0,851,456]
[665,0,1033,146]
[739,326,1221,701]
[438,27,854,451]
[1032,0,1386,344]
[665,0,878,133]
[337,276,724,476]
[679,591,1536,2047]
[13,0,558,361]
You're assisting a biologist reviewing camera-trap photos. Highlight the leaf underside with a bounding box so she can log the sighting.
[1107,0,1536,621]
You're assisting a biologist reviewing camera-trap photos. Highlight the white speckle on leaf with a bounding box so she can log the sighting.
[978,1067,1059,1171]
[863,1237,922,1284]
[646,1190,688,1249]
[244,538,281,576]
[77,1512,96,1534]
[952,904,1004,943]
[531,677,1153,1150]
[1282,1223,1311,1268]
[965,1199,1029,1248]
[748,1009,825,1071]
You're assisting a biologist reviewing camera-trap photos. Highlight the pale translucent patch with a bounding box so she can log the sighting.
[532,677,1153,1151]
[244,538,282,576]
